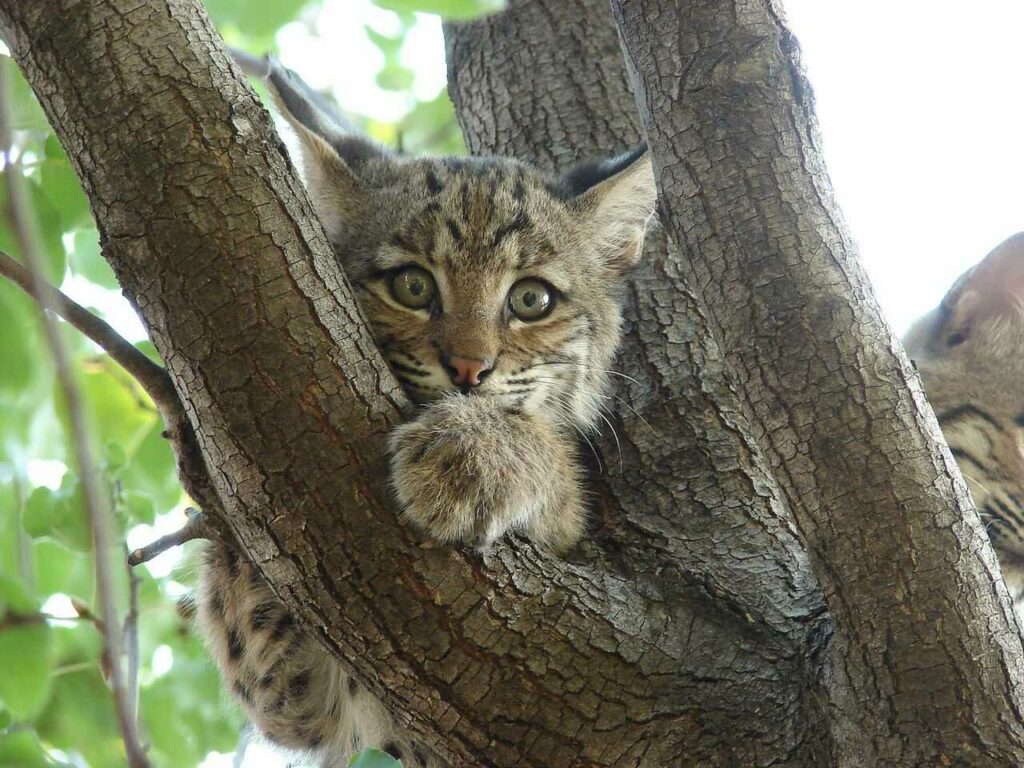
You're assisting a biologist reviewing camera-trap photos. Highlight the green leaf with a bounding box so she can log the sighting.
[0,622,53,721]
[0,174,66,284]
[205,0,307,40]
[0,729,54,768]
[396,90,465,155]
[121,490,156,526]
[142,655,244,768]
[103,441,127,471]
[43,134,64,160]
[4,62,47,132]
[134,340,163,366]
[33,540,93,601]
[365,26,404,58]
[0,281,39,396]
[23,486,59,540]
[372,0,505,19]
[35,667,121,768]
[349,748,403,768]
[23,476,91,553]
[376,65,416,92]
[0,572,37,615]
[79,364,155,450]
[122,422,181,515]
[39,156,92,232]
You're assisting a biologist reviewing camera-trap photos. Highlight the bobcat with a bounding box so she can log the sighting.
[196,60,656,766]
[904,232,1024,598]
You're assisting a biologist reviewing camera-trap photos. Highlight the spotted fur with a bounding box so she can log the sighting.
[196,59,656,766]
[905,232,1024,596]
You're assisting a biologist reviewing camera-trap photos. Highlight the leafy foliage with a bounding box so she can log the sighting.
[0,0,487,764]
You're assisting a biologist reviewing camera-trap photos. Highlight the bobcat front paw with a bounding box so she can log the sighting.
[388,395,584,551]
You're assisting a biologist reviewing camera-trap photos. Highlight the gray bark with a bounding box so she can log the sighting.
[1,0,1022,764]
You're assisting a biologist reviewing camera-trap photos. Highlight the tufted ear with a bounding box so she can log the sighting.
[555,145,657,273]
[257,57,395,241]
[905,232,1024,358]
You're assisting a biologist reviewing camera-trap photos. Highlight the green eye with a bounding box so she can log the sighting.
[508,279,554,321]
[391,266,437,309]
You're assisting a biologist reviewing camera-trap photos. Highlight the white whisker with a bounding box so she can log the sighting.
[597,411,623,472]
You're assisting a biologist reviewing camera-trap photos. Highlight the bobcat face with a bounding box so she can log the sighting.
[267,64,654,431]
[340,154,651,431]
[278,82,655,432]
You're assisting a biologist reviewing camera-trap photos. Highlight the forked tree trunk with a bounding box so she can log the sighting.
[2,0,1023,765]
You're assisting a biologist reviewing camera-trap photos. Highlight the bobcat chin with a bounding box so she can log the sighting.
[905,232,1024,598]
[196,58,656,767]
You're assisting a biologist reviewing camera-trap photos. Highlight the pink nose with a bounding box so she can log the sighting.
[445,356,493,387]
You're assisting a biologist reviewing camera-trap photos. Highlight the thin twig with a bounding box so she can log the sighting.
[0,59,150,768]
[0,248,179,417]
[127,507,213,566]
[124,555,141,728]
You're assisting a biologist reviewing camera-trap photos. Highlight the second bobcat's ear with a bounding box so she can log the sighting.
[557,145,657,273]
[938,233,1024,349]
[263,59,392,238]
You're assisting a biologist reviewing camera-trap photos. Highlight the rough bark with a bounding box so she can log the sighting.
[449,0,1024,765]
[4,0,1023,764]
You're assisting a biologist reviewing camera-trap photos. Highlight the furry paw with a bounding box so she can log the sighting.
[389,395,585,551]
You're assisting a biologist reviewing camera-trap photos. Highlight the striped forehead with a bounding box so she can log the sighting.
[388,160,560,271]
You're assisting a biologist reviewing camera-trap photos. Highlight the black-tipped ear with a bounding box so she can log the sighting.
[552,144,649,200]
[557,146,657,272]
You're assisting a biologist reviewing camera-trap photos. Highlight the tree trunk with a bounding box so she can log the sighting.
[2,0,1023,765]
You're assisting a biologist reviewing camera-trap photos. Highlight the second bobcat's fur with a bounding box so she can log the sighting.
[196,61,657,766]
[905,233,1024,596]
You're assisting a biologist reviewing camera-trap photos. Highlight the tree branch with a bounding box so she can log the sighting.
[0,56,150,768]
[447,0,1024,762]
[447,3,831,762]
[127,508,213,566]
[123,556,142,737]
[0,248,179,415]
